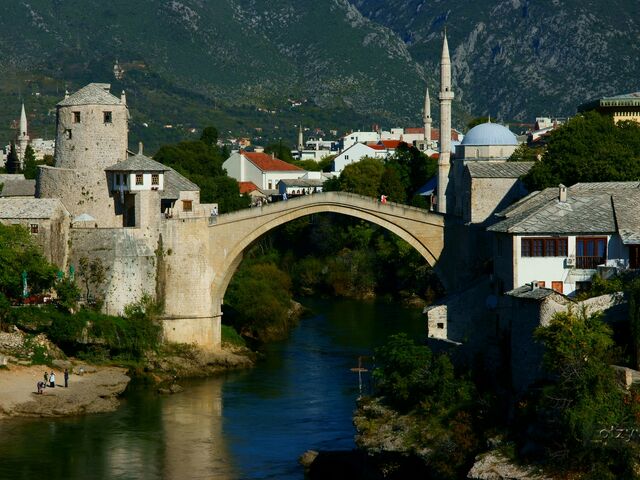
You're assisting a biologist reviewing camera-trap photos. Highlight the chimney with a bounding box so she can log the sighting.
[138,142,143,155]
[121,90,127,105]
[271,152,275,159]
[64,89,69,99]
[559,184,567,202]
[531,281,539,291]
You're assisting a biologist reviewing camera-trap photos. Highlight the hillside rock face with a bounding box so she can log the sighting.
[1,1,637,140]
[352,0,640,121]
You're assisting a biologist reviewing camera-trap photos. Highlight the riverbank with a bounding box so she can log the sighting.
[0,363,129,418]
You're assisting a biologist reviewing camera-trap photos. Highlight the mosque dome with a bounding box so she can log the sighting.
[461,122,518,146]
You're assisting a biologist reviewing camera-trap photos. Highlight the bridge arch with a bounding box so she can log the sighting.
[209,192,444,310]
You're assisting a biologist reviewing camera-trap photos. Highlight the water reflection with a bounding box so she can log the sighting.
[0,298,424,480]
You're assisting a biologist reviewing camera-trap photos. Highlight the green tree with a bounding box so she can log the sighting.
[264,142,294,163]
[200,126,219,147]
[508,143,542,162]
[77,257,106,304]
[524,112,640,190]
[54,277,81,313]
[0,223,57,299]
[467,116,490,130]
[628,279,640,370]
[22,145,37,179]
[5,142,20,174]
[326,157,384,198]
[528,309,640,475]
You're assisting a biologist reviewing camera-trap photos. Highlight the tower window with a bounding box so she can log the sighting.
[73,111,81,123]
[135,173,143,185]
[151,174,159,186]
[65,129,72,139]
[104,111,112,124]
[30,224,39,234]
[182,200,193,212]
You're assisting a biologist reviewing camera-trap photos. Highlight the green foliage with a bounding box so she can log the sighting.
[526,309,640,475]
[153,137,250,213]
[0,223,57,299]
[328,157,385,198]
[0,293,11,331]
[200,126,218,146]
[54,277,80,313]
[22,145,37,179]
[221,324,246,347]
[373,333,473,412]
[508,143,542,162]
[264,142,295,163]
[224,260,294,341]
[467,116,490,130]
[524,112,640,190]
[628,278,640,370]
[5,142,20,174]
[77,257,105,305]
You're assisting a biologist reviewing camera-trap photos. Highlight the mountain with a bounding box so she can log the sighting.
[0,0,428,151]
[0,1,638,151]
[352,0,640,122]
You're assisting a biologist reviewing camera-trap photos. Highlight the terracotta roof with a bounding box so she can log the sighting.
[405,127,425,134]
[430,128,461,142]
[242,152,303,172]
[238,181,260,194]
[379,140,403,149]
[368,145,386,150]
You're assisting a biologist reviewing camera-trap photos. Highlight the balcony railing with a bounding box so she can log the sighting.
[576,256,606,269]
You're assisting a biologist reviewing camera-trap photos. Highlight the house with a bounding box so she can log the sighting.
[332,143,388,174]
[223,151,305,191]
[0,174,35,198]
[0,197,70,267]
[489,182,640,297]
[238,181,267,205]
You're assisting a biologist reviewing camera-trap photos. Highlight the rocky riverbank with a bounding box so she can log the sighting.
[0,362,130,418]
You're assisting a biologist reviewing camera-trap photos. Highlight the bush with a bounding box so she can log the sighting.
[221,324,246,347]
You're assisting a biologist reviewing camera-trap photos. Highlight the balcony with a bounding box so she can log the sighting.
[576,256,605,270]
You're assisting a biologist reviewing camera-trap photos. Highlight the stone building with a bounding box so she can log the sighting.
[578,91,640,124]
[37,83,129,228]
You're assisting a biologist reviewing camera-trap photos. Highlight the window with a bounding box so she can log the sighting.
[521,237,568,257]
[151,174,159,186]
[551,281,563,294]
[30,224,39,234]
[73,111,81,123]
[537,281,546,288]
[65,129,72,140]
[631,245,640,269]
[123,175,128,185]
[115,174,120,186]
[182,200,193,212]
[103,111,112,123]
[575,237,607,269]
[135,173,143,185]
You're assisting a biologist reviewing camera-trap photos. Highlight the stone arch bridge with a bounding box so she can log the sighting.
[160,192,446,350]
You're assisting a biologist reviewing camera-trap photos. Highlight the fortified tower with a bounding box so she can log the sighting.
[438,31,454,214]
[37,83,128,227]
[16,102,30,167]
[423,87,432,149]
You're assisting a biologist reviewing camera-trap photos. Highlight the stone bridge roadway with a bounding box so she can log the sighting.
[160,192,445,350]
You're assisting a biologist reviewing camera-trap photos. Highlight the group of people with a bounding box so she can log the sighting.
[36,368,69,394]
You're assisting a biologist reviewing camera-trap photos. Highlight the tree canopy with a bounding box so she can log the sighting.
[264,142,295,163]
[22,145,37,179]
[153,128,250,213]
[523,112,640,190]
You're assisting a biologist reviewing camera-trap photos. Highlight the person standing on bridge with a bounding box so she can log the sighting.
[283,192,288,201]
[380,195,387,204]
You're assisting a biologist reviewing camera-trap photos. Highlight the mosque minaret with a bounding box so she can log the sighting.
[423,87,432,150]
[438,30,454,214]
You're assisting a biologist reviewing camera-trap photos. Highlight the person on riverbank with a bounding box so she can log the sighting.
[36,381,44,394]
[64,369,69,388]
[43,371,48,386]
[49,371,55,388]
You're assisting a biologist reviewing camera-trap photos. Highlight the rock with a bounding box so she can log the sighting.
[158,388,171,395]
[0,355,7,366]
[299,450,319,468]
[169,383,184,394]
[467,451,551,480]
[53,359,72,369]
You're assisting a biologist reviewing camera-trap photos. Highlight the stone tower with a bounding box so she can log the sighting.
[16,102,30,167]
[37,83,129,227]
[438,31,454,214]
[423,87,432,149]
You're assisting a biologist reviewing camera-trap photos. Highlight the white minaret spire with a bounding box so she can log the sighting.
[437,29,454,214]
[297,124,304,152]
[423,87,432,149]
[17,102,30,167]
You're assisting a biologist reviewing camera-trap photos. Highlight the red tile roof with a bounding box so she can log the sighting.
[405,127,424,134]
[238,181,259,194]
[379,140,404,149]
[368,144,386,150]
[429,129,461,142]
[242,152,303,172]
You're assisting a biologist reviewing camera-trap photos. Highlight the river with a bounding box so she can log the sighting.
[0,298,426,480]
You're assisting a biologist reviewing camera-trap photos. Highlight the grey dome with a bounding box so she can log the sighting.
[461,123,518,146]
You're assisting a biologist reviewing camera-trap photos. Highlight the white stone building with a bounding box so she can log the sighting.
[332,142,388,174]
[489,182,640,297]
[223,151,305,192]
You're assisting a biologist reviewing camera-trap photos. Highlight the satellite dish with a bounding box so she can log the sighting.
[485,294,498,310]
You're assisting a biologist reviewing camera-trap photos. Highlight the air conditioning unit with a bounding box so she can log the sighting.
[566,256,576,267]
